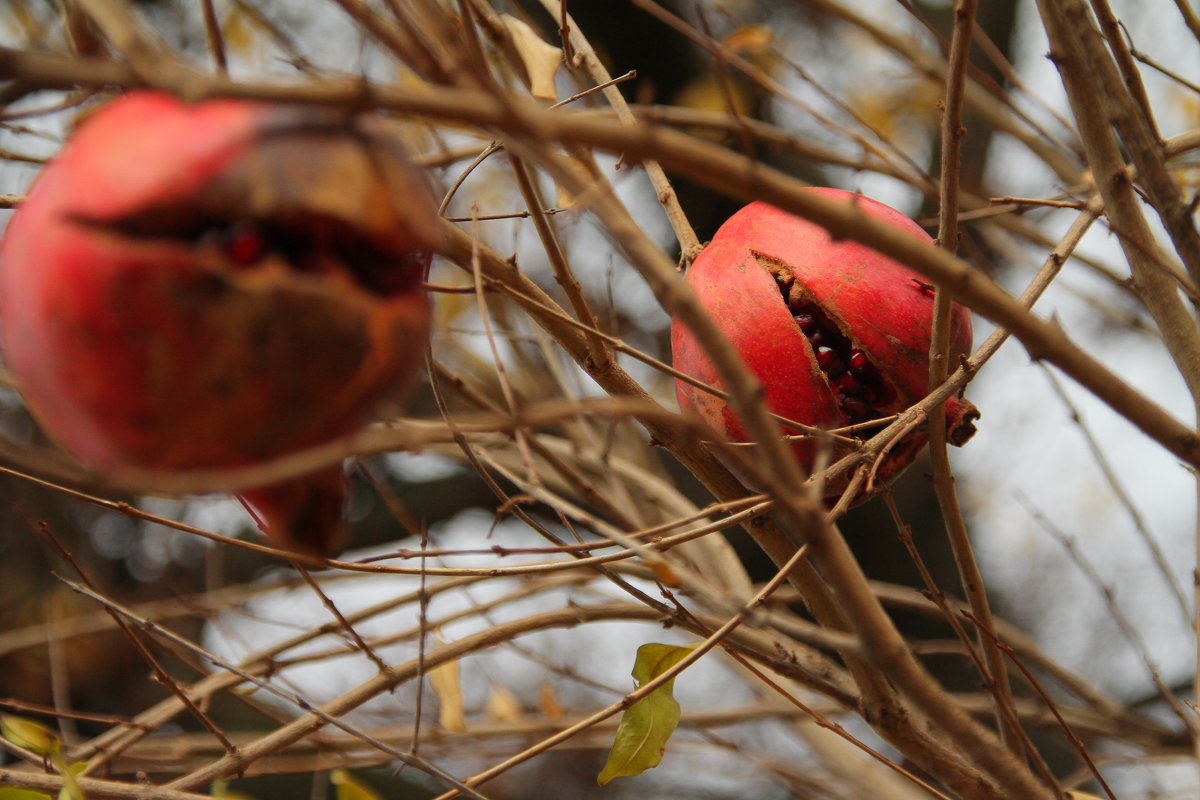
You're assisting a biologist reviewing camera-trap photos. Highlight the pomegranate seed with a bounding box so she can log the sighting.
[794,313,815,333]
[809,330,824,347]
[848,350,869,370]
[817,346,845,375]
[835,373,860,394]
[226,223,265,265]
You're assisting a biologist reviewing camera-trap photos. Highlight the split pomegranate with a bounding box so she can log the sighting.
[0,91,442,554]
[671,188,978,504]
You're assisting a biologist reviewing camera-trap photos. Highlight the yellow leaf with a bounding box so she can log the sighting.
[648,559,681,587]
[55,761,84,800]
[597,642,699,785]
[211,779,260,800]
[500,15,562,101]
[849,80,940,139]
[219,7,255,56]
[484,685,525,724]
[330,769,385,800]
[1,715,60,758]
[427,657,466,732]
[722,25,773,56]
[674,75,755,117]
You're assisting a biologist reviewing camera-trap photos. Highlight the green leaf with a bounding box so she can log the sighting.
[210,779,258,800]
[597,642,698,786]
[55,760,85,800]
[0,718,82,799]
[0,715,61,759]
[330,769,385,800]
[0,789,55,800]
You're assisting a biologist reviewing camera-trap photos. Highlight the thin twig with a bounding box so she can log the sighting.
[1016,492,1195,731]
[1038,364,1192,630]
[535,0,700,260]
[883,494,1061,793]
[929,0,1022,757]
[32,522,239,761]
[197,0,227,74]
[427,539,814,800]
[986,631,1119,800]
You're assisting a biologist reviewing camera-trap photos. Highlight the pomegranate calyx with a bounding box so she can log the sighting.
[946,396,981,447]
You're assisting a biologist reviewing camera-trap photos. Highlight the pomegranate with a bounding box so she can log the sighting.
[672,189,978,503]
[0,91,442,554]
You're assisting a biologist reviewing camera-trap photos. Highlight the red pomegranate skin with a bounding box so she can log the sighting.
[672,188,976,502]
[0,91,440,553]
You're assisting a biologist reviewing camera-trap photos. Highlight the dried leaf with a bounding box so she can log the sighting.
[648,559,681,587]
[553,151,592,209]
[537,682,564,721]
[427,656,466,732]
[484,685,525,724]
[331,769,385,800]
[555,180,574,210]
[849,79,940,139]
[500,14,562,101]
[219,7,255,56]
[673,76,756,118]
[722,24,773,54]
[597,642,698,785]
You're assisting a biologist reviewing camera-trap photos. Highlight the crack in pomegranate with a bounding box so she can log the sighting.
[769,267,892,423]
[196,216,425,296]
[78,210,423,297]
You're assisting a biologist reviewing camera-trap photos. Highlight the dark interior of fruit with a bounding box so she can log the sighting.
[199,216,426,296]
[766,262,892,424]
[72,209,424,297]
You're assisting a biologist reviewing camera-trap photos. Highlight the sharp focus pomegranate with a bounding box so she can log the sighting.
[672,189,978,503]
[0,91,442,554]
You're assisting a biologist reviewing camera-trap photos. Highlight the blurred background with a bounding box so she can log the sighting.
[1,1,1198,798]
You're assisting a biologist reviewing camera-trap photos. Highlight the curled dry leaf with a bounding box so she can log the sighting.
[500,14,563,101]
[484,684,526,724]
[427,651,467,732]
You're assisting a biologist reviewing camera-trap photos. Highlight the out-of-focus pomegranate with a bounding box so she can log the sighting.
[672,188,978,504]
[0,91,442,554]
